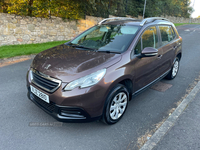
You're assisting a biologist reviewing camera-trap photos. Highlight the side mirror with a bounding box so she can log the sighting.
[141,47,158,57]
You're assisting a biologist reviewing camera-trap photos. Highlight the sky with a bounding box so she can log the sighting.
[191,0,200,18]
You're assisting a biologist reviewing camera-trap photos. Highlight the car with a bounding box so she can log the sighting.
[26,17,182,124]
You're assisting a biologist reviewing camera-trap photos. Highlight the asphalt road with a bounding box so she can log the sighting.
[0,24,200,150]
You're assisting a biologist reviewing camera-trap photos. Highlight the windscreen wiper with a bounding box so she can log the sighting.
[68,43,96,51]
[97,50,121,54]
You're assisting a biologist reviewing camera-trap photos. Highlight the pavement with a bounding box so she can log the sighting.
[140,80,200,150]
[0,54,35,67]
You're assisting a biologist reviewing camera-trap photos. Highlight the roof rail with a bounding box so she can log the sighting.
[98,17,140,25]
[140,17,169,26]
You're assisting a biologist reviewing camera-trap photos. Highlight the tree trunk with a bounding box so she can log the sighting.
[28,0,33,16]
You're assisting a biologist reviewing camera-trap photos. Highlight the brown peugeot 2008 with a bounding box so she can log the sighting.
[27,17,182,124]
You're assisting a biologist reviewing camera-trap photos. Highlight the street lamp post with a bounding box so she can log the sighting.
[143,0,147,19]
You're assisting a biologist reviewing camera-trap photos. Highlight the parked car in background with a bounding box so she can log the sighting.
[26,17,182,124]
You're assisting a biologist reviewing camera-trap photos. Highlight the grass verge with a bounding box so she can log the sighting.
[174,23,200,26]
[0,40,68,59]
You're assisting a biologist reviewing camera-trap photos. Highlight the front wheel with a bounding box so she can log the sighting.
[165,57,180,80]
[102,84,129,125]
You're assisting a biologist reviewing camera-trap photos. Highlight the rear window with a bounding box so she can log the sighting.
[159,26,175,46]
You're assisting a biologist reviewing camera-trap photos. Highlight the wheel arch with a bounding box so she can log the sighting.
[104,76,133,102]
[119,79,133,101]
[176,52,182,61]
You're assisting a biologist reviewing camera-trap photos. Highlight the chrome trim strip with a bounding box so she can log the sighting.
[31,68,62,93]
[144,53,158,56]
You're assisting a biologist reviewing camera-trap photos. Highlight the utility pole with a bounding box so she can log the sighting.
[143,0,147,19]
[125,0,128,14]
[108,0,111,17]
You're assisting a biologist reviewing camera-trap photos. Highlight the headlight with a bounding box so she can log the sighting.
[64,69,106,91]
[28,69,33,82]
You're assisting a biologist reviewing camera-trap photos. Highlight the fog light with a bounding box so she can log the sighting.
[60,110,86,119]
[30,92,34,100]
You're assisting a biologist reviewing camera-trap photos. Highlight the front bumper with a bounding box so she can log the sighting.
[27,87,101,122]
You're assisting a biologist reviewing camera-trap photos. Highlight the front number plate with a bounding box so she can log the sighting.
[30,85,49,103]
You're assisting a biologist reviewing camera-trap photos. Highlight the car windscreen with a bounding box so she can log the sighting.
[70,24,140,53]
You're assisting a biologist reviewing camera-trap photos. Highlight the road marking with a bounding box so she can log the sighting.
[140,80,200,150]
[184,29,190,31]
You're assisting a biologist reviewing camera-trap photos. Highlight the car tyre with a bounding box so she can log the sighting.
[102,84,129,125]
[165,57,180,80]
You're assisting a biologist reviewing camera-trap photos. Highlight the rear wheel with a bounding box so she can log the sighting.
[165,57,179,80]
[102,84,129,125]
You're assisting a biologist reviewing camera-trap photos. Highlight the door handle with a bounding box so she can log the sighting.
[173,46,177,50]
[157,55,162,59]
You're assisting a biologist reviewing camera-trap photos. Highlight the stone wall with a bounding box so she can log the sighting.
[0,13,103,46]
[0,13,200,46]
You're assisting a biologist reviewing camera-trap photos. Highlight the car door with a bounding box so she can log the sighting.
[132,26,163,92]
[158,25,178,74]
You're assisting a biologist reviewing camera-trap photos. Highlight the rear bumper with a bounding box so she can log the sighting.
[27,87,101,123]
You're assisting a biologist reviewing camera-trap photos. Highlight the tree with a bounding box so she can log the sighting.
[0,0,9,13]
[2,0,195,19]
[7,0,34,16]
[6,0,83,19]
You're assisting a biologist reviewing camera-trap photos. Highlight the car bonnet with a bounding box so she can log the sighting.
[31,44,122,82]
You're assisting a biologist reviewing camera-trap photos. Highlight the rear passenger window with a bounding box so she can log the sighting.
[170,27,176,39]
[134,26,158,54]
[159,26,175,46]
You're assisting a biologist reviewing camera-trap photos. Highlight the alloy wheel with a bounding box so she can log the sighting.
[172,60,179,77]
[109,92,128,120]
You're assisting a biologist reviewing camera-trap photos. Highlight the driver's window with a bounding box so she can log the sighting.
[134,26,158,54]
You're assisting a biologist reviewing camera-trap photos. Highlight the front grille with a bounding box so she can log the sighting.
[32,93,56,113]
[31,69,61,93]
